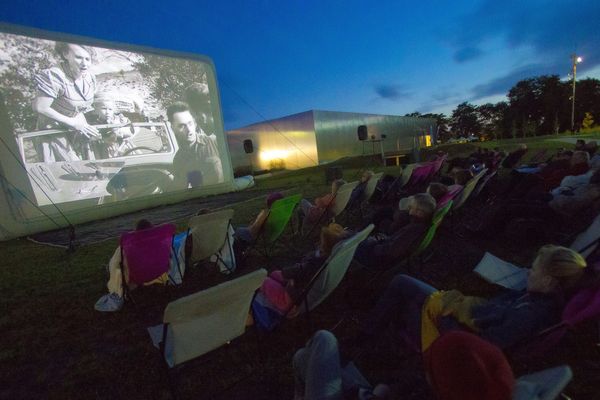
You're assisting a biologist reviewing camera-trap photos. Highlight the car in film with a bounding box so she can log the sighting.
[16,119,180,206]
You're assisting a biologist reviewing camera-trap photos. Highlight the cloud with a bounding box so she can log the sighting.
[454,46,483,63]
[470,63,560,100]
[449,0,600,71]
[373,84,412,100]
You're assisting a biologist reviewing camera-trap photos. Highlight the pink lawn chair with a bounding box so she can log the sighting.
[120,223,177,287]
[428,154,447,179]
[512,285,600,359]
[437,184,463,208]
[405,163,435,187]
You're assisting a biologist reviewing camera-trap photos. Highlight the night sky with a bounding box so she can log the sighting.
[1,0,599,129]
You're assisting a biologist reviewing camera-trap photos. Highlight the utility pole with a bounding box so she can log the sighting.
[571,54,582,132]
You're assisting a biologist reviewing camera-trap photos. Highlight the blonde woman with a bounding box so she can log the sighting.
[357,245,587,350]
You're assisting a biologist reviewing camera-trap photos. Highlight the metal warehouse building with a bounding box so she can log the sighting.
[226,110,436,174]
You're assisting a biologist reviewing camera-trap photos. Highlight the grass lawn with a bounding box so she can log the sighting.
[2,141,600,399]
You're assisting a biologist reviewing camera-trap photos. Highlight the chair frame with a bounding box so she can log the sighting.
[119,223,180,303]
[186,209,236,273]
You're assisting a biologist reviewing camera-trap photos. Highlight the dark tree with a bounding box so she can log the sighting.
[450,102,480,137]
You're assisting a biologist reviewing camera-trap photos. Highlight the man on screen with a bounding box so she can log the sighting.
[167,101,224,189]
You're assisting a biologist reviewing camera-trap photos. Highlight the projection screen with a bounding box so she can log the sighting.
[0,25,233,239]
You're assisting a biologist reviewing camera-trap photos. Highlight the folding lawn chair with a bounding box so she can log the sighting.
[427,154,447,180]
[250,193,302,256]
[452,168,488,211]
[510,284,600,360]
[329,180,359,222]
[284,224,374,330]
[362,172,384,204]
[301,181,358,236]
[513,365,573,400]
[570,212,600,258]
[471,169,497,199]
[147,268,267,397]
[437,184,463,209]
[404,163,435,188]
[120,223,179,300]
[410,200,453,270]
[187,209,236,272]
[399,163,416,188]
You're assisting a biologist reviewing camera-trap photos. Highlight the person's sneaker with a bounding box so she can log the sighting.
[94,293,124,312]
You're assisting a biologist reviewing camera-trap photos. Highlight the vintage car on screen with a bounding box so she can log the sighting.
[16,121,180,206]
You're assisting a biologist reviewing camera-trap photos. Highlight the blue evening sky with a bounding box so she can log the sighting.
[1,0,599,129]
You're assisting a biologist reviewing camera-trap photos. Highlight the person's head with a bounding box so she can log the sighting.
[55,43,95,78]
[361,170,374,183]
[135,219,153,231]
[427,182,448,202]
[331,179,346,194]
[93,96,118,124]
[518,143,527,151]
[570,150,590,167]
[451,168,472,186]
[319,223,346,257]
[575,139,586,150]
[265,192,284,208]
[584,140,598,156]
[527,245,587,293]
[167,102,197,147]
[424,331,515,400]
[408,193,436,222]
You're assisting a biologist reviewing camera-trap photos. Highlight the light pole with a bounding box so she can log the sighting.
[571,54,582,132]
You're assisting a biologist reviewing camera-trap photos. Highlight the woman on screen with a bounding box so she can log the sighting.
[32,42,100,161]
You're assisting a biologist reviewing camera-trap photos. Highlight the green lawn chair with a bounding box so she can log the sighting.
[452,168,488,211]
[258,193,301,256]
[410,200,453,269]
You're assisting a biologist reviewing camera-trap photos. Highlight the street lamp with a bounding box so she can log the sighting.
[571,54,583,132]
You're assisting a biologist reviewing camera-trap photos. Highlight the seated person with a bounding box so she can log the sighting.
[475,168,600,236]
[292,329,514,400]
[354,193,436,269]
[347,170,374,208]
[502,143,528,168]
[235,191,284,243]
[255,223,347,315]
[94,219,168,312]
[90,95,139,159]
[426,182,448,204]
[299,179,346,230]
[356,245,586,350]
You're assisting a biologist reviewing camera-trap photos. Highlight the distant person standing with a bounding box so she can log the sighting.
[167,101,223,189]
[32,42,100,161]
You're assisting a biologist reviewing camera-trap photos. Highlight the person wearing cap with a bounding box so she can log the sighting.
[354,193,436,269]
[292,329,514,400]
[423,331,515,400]
[356,245,586,352]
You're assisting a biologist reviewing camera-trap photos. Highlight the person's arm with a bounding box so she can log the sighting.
[475,296,556,349]
[373,223,425,262]
[315,194,333,208]
[32,96,99,139]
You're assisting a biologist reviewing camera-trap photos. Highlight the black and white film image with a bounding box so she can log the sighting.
[0,31,225,207]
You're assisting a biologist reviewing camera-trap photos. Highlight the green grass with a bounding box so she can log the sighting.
[1,146,598,399]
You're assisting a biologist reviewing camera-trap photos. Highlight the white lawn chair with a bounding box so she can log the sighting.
[330,181,359,221]
[399,163,416,188]
[570,212,600,258]
[187,209,235,272]
[362,172,384,203]
[297,224,374,315]
[148,268,267,369]
[513,365,573,400]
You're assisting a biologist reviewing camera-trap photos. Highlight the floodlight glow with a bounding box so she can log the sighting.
[576,56,583,63]
[259,149,291,161]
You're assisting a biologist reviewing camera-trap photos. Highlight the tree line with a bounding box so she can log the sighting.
[407,75,600,141]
